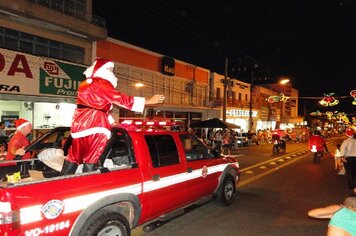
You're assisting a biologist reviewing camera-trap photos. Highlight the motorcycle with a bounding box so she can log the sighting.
[310,145,323,164]
[272,139,286,154]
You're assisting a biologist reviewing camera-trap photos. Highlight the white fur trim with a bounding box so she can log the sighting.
[17,122,30,130]
[108,115,115,124]
[131,97,145,113]
[71,127,111,140]
[93,61,118,88]
[83,62,95,78]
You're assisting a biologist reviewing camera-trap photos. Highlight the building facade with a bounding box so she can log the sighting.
[0,0,105,131]
[94,38,220,130]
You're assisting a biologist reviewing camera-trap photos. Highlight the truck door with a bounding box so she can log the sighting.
[178,134,220,201]
[143,134,187,218]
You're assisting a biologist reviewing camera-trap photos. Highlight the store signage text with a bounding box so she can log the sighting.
[227,109,257,117]
[0,53,33,78]
[40,60,85,97]
[0,84,20,92]
[44,77,80,96]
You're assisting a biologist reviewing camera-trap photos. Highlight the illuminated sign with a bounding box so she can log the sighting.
[161,56,175,76]
[0,48,85,97]
[227,109,257,117]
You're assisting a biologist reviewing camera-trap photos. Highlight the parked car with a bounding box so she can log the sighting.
[235,132,259,146]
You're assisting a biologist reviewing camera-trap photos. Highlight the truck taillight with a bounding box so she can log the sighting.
[0,202,19,224]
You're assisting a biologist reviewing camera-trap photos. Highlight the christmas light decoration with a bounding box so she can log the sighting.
[266,93,290,103]
[319,93,339,106]
[351,90,356,105]
[309,110,323,116]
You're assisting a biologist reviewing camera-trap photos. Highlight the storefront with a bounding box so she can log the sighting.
[226,108,258,132]
[0,48,83,135]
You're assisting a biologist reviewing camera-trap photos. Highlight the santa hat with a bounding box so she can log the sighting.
[15,118,30,130]
[83,58,118,88]
[345,129,355,138]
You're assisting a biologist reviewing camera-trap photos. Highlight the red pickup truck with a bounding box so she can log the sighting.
[0,121,240,236]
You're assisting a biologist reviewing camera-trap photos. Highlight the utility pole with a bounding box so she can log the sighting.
[223,56,228,122]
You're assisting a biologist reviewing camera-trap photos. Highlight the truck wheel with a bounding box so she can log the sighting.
[79,209,130,236]
[217,173,236,206]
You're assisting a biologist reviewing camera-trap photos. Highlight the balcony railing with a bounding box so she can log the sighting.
[29,0,106,27]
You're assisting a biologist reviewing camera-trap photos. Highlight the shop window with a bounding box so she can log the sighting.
[190,112,202,119]
[0,26,84,63]
[165,111,174,118]
[216,88,221,100]
[49,47,60,59]
[175,112,187,119]
[19,40,33,54]
[4,37,18,51]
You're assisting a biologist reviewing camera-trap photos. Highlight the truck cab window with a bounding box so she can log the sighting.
[145,135,180,168]
[179,134,210,161]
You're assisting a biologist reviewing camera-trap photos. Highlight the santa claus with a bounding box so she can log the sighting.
[62,58,164,174]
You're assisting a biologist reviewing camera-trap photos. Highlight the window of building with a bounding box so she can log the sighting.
[145,135,180,168]
[0,26,84,64]
[238,93,242,101]
[245,94,248,101]
[216,88,221,100]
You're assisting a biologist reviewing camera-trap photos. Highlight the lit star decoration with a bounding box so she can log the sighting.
[319,93,339,107]
[266,93,290,103]
[350,90,356,105]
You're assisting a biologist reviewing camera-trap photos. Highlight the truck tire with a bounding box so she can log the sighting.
[79,209,130,236]
[217,173,236,206]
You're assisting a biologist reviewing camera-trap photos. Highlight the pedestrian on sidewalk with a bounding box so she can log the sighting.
[340,129,356,192]
[334,143,345,175]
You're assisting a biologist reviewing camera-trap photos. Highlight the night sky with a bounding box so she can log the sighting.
[93,0,356,116]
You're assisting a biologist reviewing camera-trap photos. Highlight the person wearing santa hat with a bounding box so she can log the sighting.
[61,58,165,174]
[6,118,32,161]
[340,129,356,193]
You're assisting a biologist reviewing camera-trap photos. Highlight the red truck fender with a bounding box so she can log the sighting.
[69,193,141,235]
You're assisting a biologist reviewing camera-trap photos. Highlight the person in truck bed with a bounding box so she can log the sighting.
[6,118,32,161]
[62,58,165,174]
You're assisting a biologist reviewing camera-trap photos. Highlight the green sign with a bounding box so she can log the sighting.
[39,60,86,97]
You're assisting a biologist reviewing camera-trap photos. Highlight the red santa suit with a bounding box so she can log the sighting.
[65,59,145,168]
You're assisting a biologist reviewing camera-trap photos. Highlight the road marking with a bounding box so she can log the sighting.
[285,156,291,159]
[245,170,254,174]
[240,149,309,172]
[239,154,306,187]
[278,159,285,162]
[270,162,277,165]
[259,166,268,169]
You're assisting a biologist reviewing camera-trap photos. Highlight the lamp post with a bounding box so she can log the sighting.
[249,64,258,131]
[267,78,290,125]
[223,57,228,122]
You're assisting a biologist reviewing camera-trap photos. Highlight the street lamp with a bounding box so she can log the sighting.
[267,78,291,123]
[135,83,144,96]
[248,64,258,131]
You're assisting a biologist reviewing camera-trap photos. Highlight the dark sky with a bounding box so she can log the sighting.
[93,0,356,115]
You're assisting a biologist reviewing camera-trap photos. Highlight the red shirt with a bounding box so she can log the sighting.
[6,132,31,160]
